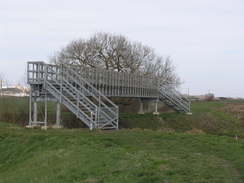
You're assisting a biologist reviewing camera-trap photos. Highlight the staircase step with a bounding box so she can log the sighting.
[158,86,190,113]
[28,63,118,130]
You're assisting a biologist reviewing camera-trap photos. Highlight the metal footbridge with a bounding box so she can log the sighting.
[27,61,190,130]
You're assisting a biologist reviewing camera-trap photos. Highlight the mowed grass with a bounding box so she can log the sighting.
[0,122,244,183]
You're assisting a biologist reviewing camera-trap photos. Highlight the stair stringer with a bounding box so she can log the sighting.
[157,84,190,113]
[45,64,119,129]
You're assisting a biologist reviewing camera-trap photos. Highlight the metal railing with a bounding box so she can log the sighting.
[60,64,119,129]
[27,62,119,129]
[73,65,158,98]
[27,61,46,84]
[158,84,190,113]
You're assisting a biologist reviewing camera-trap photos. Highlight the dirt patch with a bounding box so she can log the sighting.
[186,128,205,134]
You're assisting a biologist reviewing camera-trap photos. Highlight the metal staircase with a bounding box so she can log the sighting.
[29,62,119,129]
[157,83,190,113]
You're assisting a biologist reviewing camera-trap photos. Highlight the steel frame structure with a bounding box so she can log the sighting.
[27,61,190,129]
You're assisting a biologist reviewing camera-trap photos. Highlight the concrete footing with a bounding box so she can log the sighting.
[153,112,160,115]
[52,125,64,129]
[41,126,48,130]
[26,125,40,129]
[26,125,63,130]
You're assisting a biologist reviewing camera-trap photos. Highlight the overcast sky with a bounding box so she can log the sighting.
[1,0,244,97]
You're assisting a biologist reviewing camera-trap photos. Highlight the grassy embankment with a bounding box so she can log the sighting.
[1,97,244,182]
[120,101,244,137]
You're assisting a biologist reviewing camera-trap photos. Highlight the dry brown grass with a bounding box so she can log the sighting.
[220,103,244,121]
[186,128,206,134]
[156,127,175,132]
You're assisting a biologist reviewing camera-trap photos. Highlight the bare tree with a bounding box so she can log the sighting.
[0,73,12,87]
[0,73,5,84]
[49,32,181,87]
[18,67,30,93]
[205,93,215,101]
[0,73,4,94]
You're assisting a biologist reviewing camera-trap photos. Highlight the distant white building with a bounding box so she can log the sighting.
[0,85,29,97]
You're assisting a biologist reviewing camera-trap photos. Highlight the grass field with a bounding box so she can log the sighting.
[0,122,244,183]
[1,98,244,182]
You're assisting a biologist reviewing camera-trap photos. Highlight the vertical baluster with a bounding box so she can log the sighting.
[121,72,123,96]
[112,71,114,96]
[142,76,144,97]
[115,72,117,96]
[127,73,129,96]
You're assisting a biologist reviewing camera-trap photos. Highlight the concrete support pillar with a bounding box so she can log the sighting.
[90,112,93,131]
[53,102,63,129]
[44,92,48,126]
[28,87,32,126]
[153,99,159,115]
[33,101,38,124]
[56,102,61,126]
[138,99,144,114]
